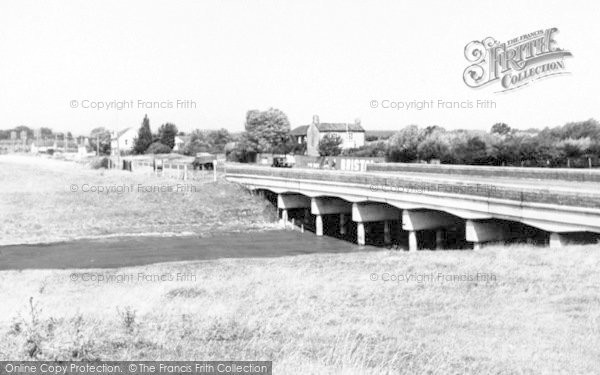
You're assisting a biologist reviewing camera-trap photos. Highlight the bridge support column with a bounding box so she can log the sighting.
[277,194,311,228]
[549,233,568,248]
[352,203,399,246]
[315,215,324,236]
[357,222,366,246]
[402,210,459,251]
[312,198,352,238]
[466,220,511,249]
[407,231,418,251]
[384,220,392,245]
[340,213,347,235]
[435,229,444,250]
[280,209,289,228]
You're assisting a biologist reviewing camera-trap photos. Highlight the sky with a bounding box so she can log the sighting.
[0,0,598,135]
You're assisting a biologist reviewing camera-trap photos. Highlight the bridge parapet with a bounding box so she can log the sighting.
[367,163,600,183]
[225,164,600,209]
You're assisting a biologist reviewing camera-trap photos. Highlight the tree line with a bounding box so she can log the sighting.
[227,109,600,168]
[5,111,599,168]
[379,119,600,167]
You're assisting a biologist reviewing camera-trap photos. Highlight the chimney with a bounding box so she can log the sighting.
[312,115,320,125]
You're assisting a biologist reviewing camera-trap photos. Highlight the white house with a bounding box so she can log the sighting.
[110,127,137,155]
[173,135,190,152]
[304,115,365,156]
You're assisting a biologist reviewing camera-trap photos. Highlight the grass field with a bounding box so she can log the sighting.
[1,245,599,374]
[1,154,599,374]
[0,155,277,246]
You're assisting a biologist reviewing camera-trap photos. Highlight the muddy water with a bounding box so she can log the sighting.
[0,230,375,270]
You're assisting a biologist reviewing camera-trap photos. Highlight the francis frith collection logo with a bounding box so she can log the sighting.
[463,28,572,92]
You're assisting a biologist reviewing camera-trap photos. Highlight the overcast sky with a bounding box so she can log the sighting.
[0,0,598,135]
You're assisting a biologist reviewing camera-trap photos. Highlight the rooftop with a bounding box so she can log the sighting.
[293,123,365,135]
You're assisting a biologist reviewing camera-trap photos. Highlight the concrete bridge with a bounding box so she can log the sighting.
[225,164,600,250]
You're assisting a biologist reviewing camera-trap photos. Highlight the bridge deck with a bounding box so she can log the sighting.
[225,165,600,209]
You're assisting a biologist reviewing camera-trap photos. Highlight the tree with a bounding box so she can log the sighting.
[183,129,233,155]
[40,127,54,139]
[386,125,423,162]
[206,128,232,153]
[183,130,211,156]
[89,127,111,155]
[318,133,343,156]
[145,141,172,154]
[133,115,153,154]
[158,123,178,150]
[243,108,291,153]
[13,126,34,139]
[491,123,512,136]
[417,131,451,162]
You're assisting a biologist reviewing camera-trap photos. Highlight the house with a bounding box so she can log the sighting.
[173,135,190,152]
[290,125,309,145]
[304,115,365,156]
[110,127,137,155]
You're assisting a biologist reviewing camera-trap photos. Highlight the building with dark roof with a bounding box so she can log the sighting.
[298,115,365,156]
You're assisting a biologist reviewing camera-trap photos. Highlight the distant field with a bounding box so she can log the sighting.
[0,244,599,373]
[0,155,277,246]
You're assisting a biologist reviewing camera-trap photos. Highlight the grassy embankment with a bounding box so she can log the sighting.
[0,245,599,374]
[0,155,277,246]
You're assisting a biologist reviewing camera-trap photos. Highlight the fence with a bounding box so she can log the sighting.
[130,159,225,182]
[254,154,385,172]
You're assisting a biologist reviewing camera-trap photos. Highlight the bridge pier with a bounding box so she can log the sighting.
[357,222,366,246]
[408,230,417,251]
[311,197,352,237]
[435,229,445,250]
[549,232,568,248]
[277,194,311,228]
[315,215,323,236]
[384,220,392,244]
[340,213,348,235]
[402,210,460,251]
[465,220,511,249]
[352,203,399,246]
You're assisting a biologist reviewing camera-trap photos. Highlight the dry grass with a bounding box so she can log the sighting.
[0,244,599,374]
[0,155,277,246]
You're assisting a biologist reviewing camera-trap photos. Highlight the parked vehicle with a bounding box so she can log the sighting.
[193,152,216,170]
[272,154,295,168]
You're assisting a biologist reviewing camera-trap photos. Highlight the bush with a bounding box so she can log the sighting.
[145,142,172,155]
[342,142,387,157]
[90,157,111,169]
[318,133,343,156]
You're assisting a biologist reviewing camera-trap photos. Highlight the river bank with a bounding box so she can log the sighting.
[0,155,277,246]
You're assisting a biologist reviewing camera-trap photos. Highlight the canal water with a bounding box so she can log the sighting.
[0,230,376,270]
